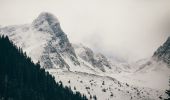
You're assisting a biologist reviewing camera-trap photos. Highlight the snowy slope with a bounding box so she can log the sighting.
[0,12,169,100]
[48,69,167,100]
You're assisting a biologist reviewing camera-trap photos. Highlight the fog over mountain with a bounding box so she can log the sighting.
[0,0,170,62]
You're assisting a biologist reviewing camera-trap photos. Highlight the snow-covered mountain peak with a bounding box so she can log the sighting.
[33,12,59,25]
[32,12,63,36]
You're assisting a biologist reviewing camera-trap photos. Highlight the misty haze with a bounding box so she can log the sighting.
[0,0,170,100]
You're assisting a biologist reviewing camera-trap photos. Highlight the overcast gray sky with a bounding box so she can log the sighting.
[0,0,170,62]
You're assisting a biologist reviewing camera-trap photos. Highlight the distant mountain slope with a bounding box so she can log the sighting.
[125,37,170,91]
[73,44,112,72]
[0,35,87,100]
[153,37,170,67]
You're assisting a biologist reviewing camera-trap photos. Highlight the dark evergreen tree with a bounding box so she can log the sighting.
[0,35,87,100]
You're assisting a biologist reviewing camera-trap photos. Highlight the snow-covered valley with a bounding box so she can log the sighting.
[47,69,167,100]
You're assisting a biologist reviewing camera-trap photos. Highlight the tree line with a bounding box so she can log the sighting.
[0,35,87,100]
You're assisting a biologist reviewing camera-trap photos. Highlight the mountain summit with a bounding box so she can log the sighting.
[32,12,63,36]
[33,12,59,25]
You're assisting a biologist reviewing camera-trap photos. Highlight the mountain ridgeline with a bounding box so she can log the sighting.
[0,35,87,100]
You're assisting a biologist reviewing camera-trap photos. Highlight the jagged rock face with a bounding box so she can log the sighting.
[32,12,79,64]
[153,37,170,66]
[40,40,70,69]
[0,12,79,69]
[74,44,111,72]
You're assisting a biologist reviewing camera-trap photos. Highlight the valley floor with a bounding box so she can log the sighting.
[48,69,169,100]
